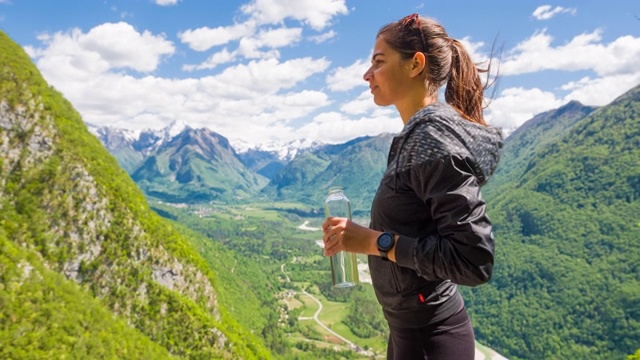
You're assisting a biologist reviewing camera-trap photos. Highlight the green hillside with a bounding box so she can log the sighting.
[0,31,270,359]
[263,134,393,213]
[484,100,597,198]
[461,85,640,359]
[0,235,171,359]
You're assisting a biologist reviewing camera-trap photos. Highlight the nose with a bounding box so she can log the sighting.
[363,66,373,82]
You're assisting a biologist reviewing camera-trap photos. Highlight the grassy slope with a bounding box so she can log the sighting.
[0,30,270,359]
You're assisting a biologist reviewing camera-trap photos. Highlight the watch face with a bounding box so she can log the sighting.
[378,233,394,249]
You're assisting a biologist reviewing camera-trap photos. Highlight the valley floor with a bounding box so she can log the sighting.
[299,221,509,360]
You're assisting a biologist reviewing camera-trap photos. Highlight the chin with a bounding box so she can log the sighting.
[373,97,392,107]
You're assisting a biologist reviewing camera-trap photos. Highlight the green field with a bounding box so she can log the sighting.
[155,200,508,359]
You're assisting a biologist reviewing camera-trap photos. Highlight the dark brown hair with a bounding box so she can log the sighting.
[378,14,497,125]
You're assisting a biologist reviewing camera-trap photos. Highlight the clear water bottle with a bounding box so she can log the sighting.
[324,186,359,287]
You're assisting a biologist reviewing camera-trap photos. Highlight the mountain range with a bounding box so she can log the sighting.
[2,25,639,360]
[91,121,391,210]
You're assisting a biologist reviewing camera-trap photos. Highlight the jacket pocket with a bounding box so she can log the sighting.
[389,262,402,292]
[393,262,437,297]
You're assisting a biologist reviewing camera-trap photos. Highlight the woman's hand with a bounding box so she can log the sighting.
[321,217,379,257]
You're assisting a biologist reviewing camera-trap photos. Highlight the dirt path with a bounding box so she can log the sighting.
[297,220,320,231]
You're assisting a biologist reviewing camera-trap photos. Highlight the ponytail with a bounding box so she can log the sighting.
[445,39,487,125]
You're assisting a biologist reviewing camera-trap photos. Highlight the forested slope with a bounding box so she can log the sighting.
[0,30,271,359]
[461,84,640,359]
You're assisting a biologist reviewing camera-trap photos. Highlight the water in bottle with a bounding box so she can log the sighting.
[324,186,359,287]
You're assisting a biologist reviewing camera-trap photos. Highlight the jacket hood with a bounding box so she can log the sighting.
[402,102,503,186]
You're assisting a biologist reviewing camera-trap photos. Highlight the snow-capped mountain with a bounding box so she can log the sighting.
[88,120,327,180]
[89,120,190,156]
[90,120,319,162]
[232,138,326,180]
[232,138,324,161]
[87,124,140,152]
[134,120,190,155]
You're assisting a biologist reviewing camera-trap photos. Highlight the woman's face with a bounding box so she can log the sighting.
[363,37,413,107]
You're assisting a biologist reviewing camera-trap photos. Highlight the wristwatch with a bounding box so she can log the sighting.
[376,232,395,261]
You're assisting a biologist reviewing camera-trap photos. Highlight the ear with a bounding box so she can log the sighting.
[410,52,427,77]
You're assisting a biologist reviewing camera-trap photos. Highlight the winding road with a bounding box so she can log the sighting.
[280,263,360,352]
[300,289,356,348]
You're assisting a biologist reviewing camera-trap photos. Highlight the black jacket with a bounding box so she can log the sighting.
[368,102,503,328]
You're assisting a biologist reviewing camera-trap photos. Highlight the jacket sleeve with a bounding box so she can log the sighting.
[393,154,495,286]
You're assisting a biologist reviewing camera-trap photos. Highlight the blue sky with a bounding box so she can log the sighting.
[1,0,639,149]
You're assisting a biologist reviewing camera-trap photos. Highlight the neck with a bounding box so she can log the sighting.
[396,94,437,125]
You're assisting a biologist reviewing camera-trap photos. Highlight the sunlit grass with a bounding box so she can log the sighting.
[298,294,319,318]
[283,296,304,311]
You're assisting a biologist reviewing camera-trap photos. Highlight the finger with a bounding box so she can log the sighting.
[323,233,335,245]
[322,234,330,244]
[322,217,341,231]
[325,235,340,251]
[324,238,335,255]
[322,220,334,233]
[324,239,342,256]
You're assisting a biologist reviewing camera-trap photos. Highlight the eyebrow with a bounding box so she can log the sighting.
[371,52,384,61]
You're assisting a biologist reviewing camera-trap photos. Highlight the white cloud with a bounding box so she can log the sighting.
[80,23,174,72]
[532,5,576,20]
[501,29,640,77]
[340,90,376,115]
[225,27,302,61]
[309,30,336,44]
[241,0,348,30]
[26,23,336,146]
[154,0,180,6]
[495,28,640,117]
[485,73,640,136]
[212,57,330,94]
[179,0,347,71]
[26,23,174,84]
[236,37,281,60]
[459,37,488,64]
[178,23,254,51]
[486,87,564,132]
[261,90,331,122]
[183,48,236,71]
[254,26,303,48]
[561,73,640,106]
[296,109,402,144]
[180,24,302,69]
[326,59,368,91]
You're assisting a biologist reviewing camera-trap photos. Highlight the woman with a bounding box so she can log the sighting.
[322,13,503,359]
